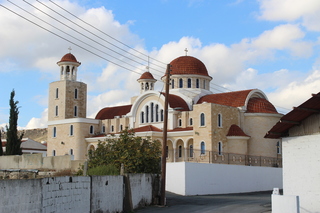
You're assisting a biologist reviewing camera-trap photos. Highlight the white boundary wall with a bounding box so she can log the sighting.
[272,135,320,213]
[166,162,282,195]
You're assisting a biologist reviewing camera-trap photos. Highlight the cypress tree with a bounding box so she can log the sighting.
[5,90,23,155]
[0,130,3,156]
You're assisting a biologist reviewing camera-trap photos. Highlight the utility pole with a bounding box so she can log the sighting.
[160,64,171,206]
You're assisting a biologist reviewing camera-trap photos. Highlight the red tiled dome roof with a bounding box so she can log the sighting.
[138,72,155,80]
[58,53,80,63]
[169,56,210,77]
[226,124,250,137]
[161,93,190,111]
[246,97,277,114]
[95,105,132,120]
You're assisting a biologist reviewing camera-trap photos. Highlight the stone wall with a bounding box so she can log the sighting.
[0,174,159,213]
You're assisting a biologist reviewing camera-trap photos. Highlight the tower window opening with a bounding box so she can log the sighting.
[90,125,94,134]
[70,125,74,136]
[55,106,58,117]
[188,78,192,88]
[196,79,199,88]
[74,89,78,99]
[74,106,78,117]
[55,88,59,99]
[179,78,183,88]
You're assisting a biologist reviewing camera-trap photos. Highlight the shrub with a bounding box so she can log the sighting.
[87,164,119,176]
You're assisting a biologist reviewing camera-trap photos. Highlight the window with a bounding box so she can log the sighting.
[218,114,222,127]
[161,109,164,121]
[70,125,74,136]
[189,145,193,158]
[179,78,183,88]
[196,79,199,88]
[178,146,182,158]
[166,146,169,158]
[55,106,58,116]
[187,78,191,88]
[203,80,206,89]
[141,111,144,123]
[151,103,154,122]
[171,79,174,89]
[74,106,78,117]
[200,142,205,155]
[178,119,182,127]
[189,118,193,126]
[120,124,123,131]
[111,125,114,132]
[218,142,222,155]
[146,106,149,123]
[200,113,205,126]
[55,88,59,99]
[277,141,281,154]
[90,125,94,134]
[52,150,56,156]
[74,88,78,99]
[156,105,159,122]
[53,127,57,137]
[70,149,73,155]
[102,125,105,133]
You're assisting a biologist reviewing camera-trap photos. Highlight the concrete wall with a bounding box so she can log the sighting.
[0,154,84,172]
[0,174,157,213]
[166,162,282,196]
[272,135,320,213]
[272,194,299,213]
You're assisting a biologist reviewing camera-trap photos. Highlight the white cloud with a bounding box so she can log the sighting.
[25,108,48,129]
[258,0,320,31]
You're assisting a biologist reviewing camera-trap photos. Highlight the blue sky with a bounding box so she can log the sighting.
[1,0,320,129]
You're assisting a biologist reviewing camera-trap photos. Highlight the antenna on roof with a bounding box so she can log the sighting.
[184,48,188,56]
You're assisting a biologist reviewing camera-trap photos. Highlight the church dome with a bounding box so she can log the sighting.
[58,53,80,64]
[169,56,210,77]
[138,71,155,80]
[246,97,278,114]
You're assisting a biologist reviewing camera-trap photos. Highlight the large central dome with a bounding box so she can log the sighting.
[169,56,210,77]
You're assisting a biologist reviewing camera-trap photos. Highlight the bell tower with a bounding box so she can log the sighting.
[48,52,87,121]
[137,70,156,94]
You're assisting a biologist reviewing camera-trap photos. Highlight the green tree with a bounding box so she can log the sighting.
[0,130,3,156]
[6,90,23,155]
[88,128,161,174]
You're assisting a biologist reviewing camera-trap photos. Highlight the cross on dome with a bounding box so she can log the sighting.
[184,48,188,56]
[68,47,72,53]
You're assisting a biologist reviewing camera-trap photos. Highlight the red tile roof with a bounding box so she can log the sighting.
[247,97,277,114]
[197,89,254,107]
[95,105,132,120]
[57,53,80,64]
[168,127,193,132]
[265,92,320,139]
[167,56,211,77]
[226,124,250,137]
[138,71,155,80]
[161,93,190,111]
[132,125,162,133]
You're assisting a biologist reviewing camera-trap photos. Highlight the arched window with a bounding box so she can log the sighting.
[70,149,73,155]
[218,113,222,127]
[74,106,78,117]
[178,119,182,127]
[89,125,94,134]
[120,124,123,131]
[61,67,64,76]
[102,125,105,133]
[66,66,70,74]
[166,146,169,158]
[111,125,114,132]
[218,142,222,155]
[178,145,182,158]
[200,142,205,155]
[196,79,199,88]
[151,103,154,122]
[171,79,174,89]
[189,118,193,126]
[161,109,164,121]
[53,127,57,138]
[156,105,159,122]
[74,89,78,99]
[146,106,149,123]
[187,78,192,88]
[189,145,193,158]
[55,88,59,99]
[70,125,74,136]
[179,78,183,88]
[52,150,56,156]
[200,113,205,126]
[55,106,58,116]
[140,111,144,123]
[203,80,206,89]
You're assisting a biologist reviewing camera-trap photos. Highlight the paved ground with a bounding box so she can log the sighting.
[135,191,272,213]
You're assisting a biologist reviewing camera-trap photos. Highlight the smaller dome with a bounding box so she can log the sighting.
[246,97,277,114]
[138,71,155,80]
[58,53,80,64]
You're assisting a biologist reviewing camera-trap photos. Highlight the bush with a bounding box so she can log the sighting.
[87,164,119,176]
